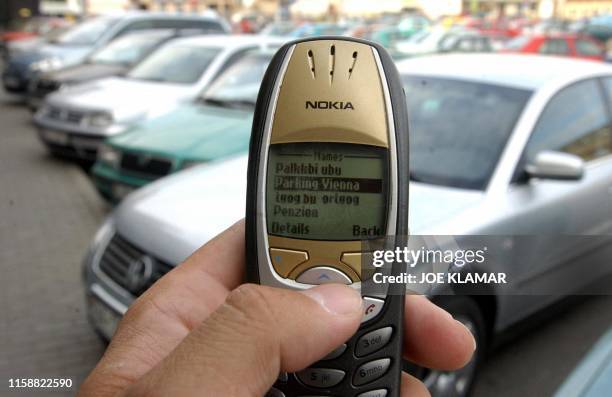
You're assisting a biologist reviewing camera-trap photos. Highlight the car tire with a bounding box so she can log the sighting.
[411,296,487,397]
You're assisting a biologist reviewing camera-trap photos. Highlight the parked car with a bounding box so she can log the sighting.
[33,35,282,162]
[289,23,349,38]
[397,14,431,37]
[26,29,195,109]
[463,17,519,38]
[361,16,430,50]
[2,12,228,95]
[554,327,612,397]
[82,54,612,396]
[581,15,612,43]
[91,50,274,202]
[0,16,72,59]
[259,21,297,36]
[530,18,572,35]
[3,25,69,61]
[395,28,491,56]
[502,33,605,61]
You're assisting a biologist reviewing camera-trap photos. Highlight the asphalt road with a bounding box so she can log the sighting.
[0,90,107,396]
[0,88,611,397]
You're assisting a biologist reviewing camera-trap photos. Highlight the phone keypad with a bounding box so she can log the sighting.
[296,368,345,388]
[355,327,393,357]
[353,358,391,386]
[321,343,347,361]
[361,297,384,323]
[357,390,388,397]
[265,387,285,397]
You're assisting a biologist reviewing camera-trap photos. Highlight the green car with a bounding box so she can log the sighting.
[92,51,271,203]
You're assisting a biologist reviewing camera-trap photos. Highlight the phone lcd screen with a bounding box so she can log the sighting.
[266,142,388,241]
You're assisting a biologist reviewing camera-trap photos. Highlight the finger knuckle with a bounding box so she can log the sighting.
[225,284,277,330]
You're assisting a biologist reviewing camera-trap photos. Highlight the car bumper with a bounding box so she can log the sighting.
[92,162,153,203]
[34,112,127,136]
[36,127,105,162]
[2,70,28,93]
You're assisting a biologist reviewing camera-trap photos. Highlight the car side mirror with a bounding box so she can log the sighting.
[526,151,585,181]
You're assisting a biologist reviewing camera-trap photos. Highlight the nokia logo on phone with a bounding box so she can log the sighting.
[305,101,354,110]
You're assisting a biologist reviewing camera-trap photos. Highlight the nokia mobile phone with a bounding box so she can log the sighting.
[246,37,409,397]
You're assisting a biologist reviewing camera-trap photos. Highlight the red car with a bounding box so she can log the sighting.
[0,17,70,44]
[502,33,605,61]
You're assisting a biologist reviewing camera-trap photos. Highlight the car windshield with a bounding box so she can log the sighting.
[414,29,449,47]
[403,76,532,190]
[89,34,166,66]
[505,36,530,50]
[409,30,430,43]
[127,44,221,84]
[52,17,118,46]
[200,53,271,108]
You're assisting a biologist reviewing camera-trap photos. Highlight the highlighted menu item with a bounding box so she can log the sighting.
[266,142,388,241]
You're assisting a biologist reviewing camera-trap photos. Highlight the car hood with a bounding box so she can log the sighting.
[37,43,91,67]
[114,156,484,265]
[7,37,45,54]
[46,77,190,119]
[109,104,253,160]
[396,41,434,54]
[8,50,45,66]
[114,155,249,264]
[44,63,126,84]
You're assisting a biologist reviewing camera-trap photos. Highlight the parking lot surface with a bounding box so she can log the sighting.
[0,88,611,396]
[0,91,107,395]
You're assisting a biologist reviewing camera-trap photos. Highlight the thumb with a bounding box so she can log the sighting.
[125,283,363,397]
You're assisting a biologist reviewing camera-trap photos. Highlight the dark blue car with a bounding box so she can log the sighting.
[2,12,228,95]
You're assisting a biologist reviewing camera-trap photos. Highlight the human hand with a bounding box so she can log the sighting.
[78,220,475,397]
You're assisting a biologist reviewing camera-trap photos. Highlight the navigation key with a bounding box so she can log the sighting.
[296,266,352,285]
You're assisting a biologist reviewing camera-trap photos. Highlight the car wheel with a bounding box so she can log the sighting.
[418,296,487,397]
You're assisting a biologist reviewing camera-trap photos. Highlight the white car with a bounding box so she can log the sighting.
[33,35,285,161]
[395,27,480,56]
[84,54,612,396]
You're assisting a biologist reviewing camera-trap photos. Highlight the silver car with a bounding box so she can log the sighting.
[83,54,612,396]
[33,35,285,161]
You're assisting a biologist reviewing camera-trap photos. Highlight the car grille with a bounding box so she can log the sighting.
[46,106,85,125]
[99,234,174,296]
[119,152,173,178]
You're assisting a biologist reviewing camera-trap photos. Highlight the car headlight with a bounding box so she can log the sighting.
[97,144,121,168]
[89,112,113,128]
[30,57,63,72]
[36,104,50,118]
[181,160,205,170]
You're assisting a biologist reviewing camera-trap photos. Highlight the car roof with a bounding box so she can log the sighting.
[113,29,177,39]
[98,11,222,21]
[526,32,595,39]
[397,53,612,90]
[167,34,287,49]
